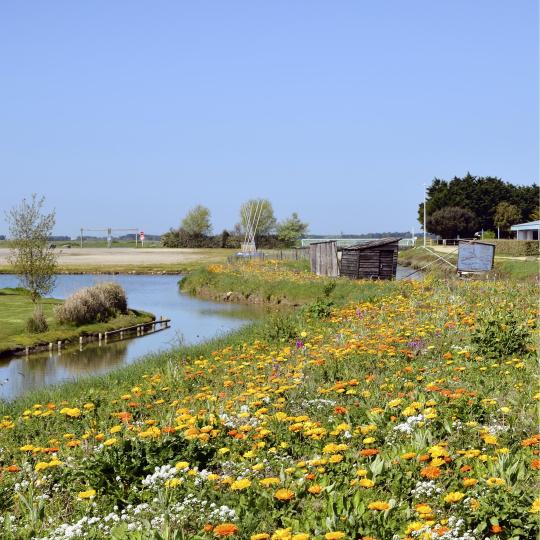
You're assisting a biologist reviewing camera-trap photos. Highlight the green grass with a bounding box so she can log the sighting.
[180,261,399,306]
[0,288,153,354]
[399,247,538,281]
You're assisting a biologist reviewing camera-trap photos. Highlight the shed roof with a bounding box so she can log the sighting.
[341,237,402,251]
[510,220,540,231]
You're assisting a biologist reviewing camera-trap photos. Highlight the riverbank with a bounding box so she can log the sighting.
[0,287,154,357]
[180,260,399,306]
[399,247,539,281]
[0,268,537,538]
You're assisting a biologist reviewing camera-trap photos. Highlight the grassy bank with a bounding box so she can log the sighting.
[0,265,537,538]
[0,288,153,355]
[399,247,539,281]
[180,260,399,306]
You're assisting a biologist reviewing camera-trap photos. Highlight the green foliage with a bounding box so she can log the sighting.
[493,202,522,235]
[5,194,58,303]
[276,213,309,247]
[180,205,212,236]
[240,199,276,235]
[303,297,334,319]
[489,240,540,257]
[419,174,538,232]
[482,230,496,239]
[25,305,48,334]
[426,206,478,238]
[471,308,531,358]
[259,312,299,342]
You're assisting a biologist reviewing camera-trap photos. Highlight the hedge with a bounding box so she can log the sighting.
[487,240,539,257]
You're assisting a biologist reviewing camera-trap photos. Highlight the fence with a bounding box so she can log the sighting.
[227,248,309,263]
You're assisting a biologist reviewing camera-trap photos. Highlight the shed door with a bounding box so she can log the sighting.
[379,250,394,279]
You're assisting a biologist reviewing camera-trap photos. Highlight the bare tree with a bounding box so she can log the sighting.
[6,194,58,304]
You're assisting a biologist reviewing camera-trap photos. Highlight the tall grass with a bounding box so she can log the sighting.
[55,282,128,325]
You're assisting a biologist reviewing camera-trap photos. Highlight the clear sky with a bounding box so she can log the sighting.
[0,1,537,237]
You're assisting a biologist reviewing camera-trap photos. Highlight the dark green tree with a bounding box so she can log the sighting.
[419,174,538,232]
[426,206,479,239]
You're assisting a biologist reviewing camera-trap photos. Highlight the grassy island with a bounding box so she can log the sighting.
[0,288,153,356]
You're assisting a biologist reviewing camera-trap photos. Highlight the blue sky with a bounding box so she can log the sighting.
[0,1,537,236]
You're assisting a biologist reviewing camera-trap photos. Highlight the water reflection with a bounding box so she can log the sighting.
[0,274,266,401]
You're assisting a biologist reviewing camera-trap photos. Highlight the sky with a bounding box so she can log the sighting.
[0,1,538,237]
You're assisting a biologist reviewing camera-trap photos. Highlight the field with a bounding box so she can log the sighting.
[0,288,152,355]
[0,262,537,539]
[0,248,236,274]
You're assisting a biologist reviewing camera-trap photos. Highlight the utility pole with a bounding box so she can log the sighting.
[423,184,427,248]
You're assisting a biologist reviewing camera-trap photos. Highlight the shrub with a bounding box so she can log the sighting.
[471,309,531,359]
[487,240,540,257]
[26,305,48,333]
[55,282,128,325]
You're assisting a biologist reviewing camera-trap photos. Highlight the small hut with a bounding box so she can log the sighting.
[309,241,339,277]
[339,238,400,280]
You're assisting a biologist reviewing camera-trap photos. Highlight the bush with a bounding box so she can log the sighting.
[55,282,128,325]
[471,309,531,359]
[26,305,48,333]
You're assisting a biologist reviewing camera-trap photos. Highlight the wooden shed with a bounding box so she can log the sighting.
[309,241,339,277]
[339,238,401,280]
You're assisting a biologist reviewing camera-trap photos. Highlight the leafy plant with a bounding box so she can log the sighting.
[471,308,531,358]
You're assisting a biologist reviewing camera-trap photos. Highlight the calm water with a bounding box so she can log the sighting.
[0,274,266,401]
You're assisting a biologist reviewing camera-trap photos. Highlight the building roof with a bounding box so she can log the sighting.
[510,220,540,231]
[341,237,402,251]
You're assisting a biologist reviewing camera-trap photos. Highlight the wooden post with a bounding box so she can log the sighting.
[49,342,53,351]
[25,347,29,356]
[120,331,123,340]
[79,336,83,345]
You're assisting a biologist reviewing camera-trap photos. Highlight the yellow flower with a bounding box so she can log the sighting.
[530,498,540,514]
[251,535,270,540]
[444,492,465,504]
[308,485,322,494]
[368,501,390,511]
[35,461,50,471]
[103,438,117,446]
[401,452,416,460]
[329,454,343,463]
[356,468,368,477]
[231,478,252,491]
[164,478,182,488]
[463,478,478,487]
[415,504,432,515]
[358,478,375,488]
[486,477,505,487]
[325,533,346,539]
[78,489,96,499]
[292,535,309,540]
[110,425,122,434]
[175,461,190,470]
[274,488,295,501]
[60,407,81,418]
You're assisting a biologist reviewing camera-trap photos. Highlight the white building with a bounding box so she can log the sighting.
[510,220,539,240]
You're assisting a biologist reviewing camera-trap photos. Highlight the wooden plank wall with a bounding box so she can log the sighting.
[340,243,399,280]
[309,241,339,277]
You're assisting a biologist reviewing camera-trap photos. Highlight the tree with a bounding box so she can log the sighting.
[426,206,479,239]
[419,174,538,232]
[493,202,521,237]
[276,213,309,247]
[239,199,276,236]
[180,205,212,236]
[6,194,58,304]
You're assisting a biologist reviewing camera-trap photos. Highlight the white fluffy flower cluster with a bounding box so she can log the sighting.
[141,464,178,487]
[393,414,425,434]
[410,480,443,498]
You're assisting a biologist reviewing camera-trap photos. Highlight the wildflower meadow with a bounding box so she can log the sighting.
[0,265,538,540]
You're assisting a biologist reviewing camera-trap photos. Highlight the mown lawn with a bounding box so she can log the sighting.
[0,263,537,539]
[0,288,152,354]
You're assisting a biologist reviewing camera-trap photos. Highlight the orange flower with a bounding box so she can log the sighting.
[490,525,503,534]
[214,523,239,537]
[5,465,20,473]
[359,449,379,457]
[522,435,540,447]
[368,501,390,511]
[420,466,441,479]
[531,458,540,470]
[274,488,295,501]
[460,465,472,473]
[334,406,348,414]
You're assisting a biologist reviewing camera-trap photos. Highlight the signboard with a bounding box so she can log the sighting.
[457,241,495,272]
[139,231,144,247]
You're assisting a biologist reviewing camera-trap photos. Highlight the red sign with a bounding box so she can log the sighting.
[139,231,145,240]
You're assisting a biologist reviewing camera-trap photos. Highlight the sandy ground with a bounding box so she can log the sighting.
[0,248,232,267]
